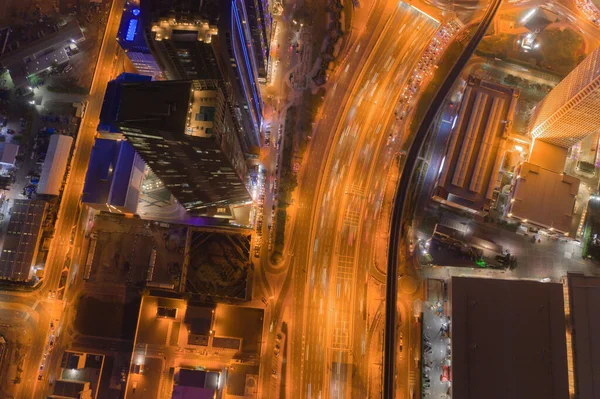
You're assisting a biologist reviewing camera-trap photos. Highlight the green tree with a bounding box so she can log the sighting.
[538,28,583,75]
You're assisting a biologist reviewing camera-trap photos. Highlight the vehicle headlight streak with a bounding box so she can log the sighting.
[521,8,536,23]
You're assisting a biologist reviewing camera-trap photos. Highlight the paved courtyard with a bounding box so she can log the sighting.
[419,209,600,283]
[422,300,451,399]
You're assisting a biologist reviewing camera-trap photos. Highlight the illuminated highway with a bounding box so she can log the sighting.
[318,11,437,398]
[284,2,438,398]
[2,0,591,397]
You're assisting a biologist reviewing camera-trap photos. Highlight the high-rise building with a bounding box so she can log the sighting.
[140,0,264,151]
[98,73,153,133]
[116,0,164,79]
[245,0,272,82]
[529,45,600,148]
[100,75,251,213]
[218,0,264,145]
[142,2,221,81]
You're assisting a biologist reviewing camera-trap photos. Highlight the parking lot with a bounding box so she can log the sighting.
[4,103,81,199]
[422,299,452,399]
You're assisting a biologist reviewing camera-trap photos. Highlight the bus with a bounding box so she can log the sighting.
[83,234,97,280]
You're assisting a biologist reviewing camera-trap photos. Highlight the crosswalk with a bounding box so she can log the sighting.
[337,255,355,282]
[332,319,350,349]
[346,183,366,197]
[332,248,356,352]
[344,209,361,227]
[409,369,416,385]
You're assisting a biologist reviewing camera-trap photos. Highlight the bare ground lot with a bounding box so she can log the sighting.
[88,214,185,287]
[186,230,252,301]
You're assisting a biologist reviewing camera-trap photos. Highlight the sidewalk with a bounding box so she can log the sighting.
[422,299,451,399]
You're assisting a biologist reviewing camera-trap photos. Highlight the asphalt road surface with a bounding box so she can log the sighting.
[286,2,439,398]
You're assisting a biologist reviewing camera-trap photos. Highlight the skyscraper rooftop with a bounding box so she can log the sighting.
[117,80,192,135]
[101,75,251,213]
[529,45,600,148]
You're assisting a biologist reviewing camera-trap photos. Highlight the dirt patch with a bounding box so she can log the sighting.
[186,230,251,301]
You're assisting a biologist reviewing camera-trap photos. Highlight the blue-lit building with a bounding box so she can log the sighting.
[140,0,264,151]
[216,0,264,147]
[82,139,146,214]
[116,0,163,79]
[245,0,271,82]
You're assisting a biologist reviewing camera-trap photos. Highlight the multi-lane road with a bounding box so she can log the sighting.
[2,0,581,397]
[280,2,439,398]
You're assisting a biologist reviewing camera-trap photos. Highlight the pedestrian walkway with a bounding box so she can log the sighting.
[422,298,451,398]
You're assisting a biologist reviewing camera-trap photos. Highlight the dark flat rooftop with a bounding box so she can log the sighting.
[214,304,263,354]
[184,303,214,335]
[117,80,192,136]
[177,369,219,389]
[451,277,569,399]
[567,273,600,399]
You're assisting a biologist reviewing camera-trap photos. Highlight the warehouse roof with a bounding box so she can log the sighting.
[451,277,569,399]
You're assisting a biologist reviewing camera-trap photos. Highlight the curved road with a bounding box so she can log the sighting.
[284,2,439,399]
[382,0,504,397]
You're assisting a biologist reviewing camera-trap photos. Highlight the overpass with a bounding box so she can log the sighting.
[382,0,504,397]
